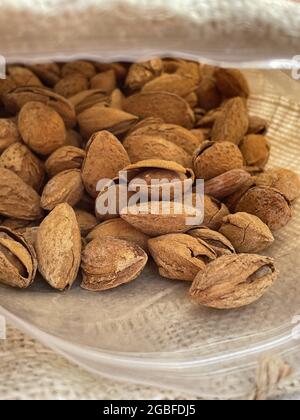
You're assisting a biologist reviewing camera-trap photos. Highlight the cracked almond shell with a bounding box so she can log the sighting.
[0,226,37,288]
[81,237,148,291]
[219,212,274,253]
[189,254,277,309]
[120,201,202,237]
[148,233,216,281]
[81,131,130,198]
[192,194,230,231]
[41,169,84,211]
[36,203,81,290]
[123,91,195,129]
[187,227,235,256]
[193,141,243,180]
[235,187,292,231]
[125,59,163,91]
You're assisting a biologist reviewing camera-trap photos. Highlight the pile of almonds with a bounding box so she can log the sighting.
[0,59,299,310]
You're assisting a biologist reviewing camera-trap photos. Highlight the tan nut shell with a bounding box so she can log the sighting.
[189,254,277,309]
[142,73,199,98]
[3,86,76,128]
[235,187,292,231]
[188,227,235,256]
[125,59,163,90]
[123,91,195,129]
[54,74,89,98]
[78,104,138,139]
[86,218,149,252]
[7,66,43,87]
[121,201,202,236]
[0,119,20,153]
[41,169,84,211]
[74,209,98,236]
[148,233,216,281]
[240,135,270,169]
[36,203,81,290]
[125,123,201,155]
[192,194,230,231]
[45,146,85,178]
[0,168,43,220]
[81,237,148,291]
[91,70,117,94]
[61,61,96,79]
[193,141,244,180]
[255,168,300,202]
[123,134,192,167]
[18,101,66,155]
[28,63,61,86]
[0,142,45,192]
[211,97,249,145]
[0,226,37,288]
[220,212,274,253]
[81,131,130,198]
[215,68,250,99]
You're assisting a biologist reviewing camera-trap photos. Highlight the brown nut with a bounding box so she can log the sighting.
[193,141,243,180]
[81,237,148,291]
[7,66,43,87]
[69,89,108,114]
[86,218,149,252]
[255,168,300,202]
[0,226,37,288]
[81,131,130,198]
[189,254,278,309]
[0,143,45,192]
[41,169,84,211]
[142,73,199,98]
[0,119,20,153]
[36,203,81,290]
[204,169,251,200]
[125,123,202,155]
[196,76,222,111]
[3,86,77,128]
[18,101,66,155]
[123,91,195,129]
[235,187,292,231]
[61,61,96,79]
[0,168,43,220]
[148,233,216,281]
[120,201,202,236]
[219,212,274,253]
[123,134,192,167]
[95,179,133,221]
[90,70,117,94]
[125,59,163,91]
[54,74,89,98]
[192,194,230,231]
[247,116,268,135]
[74,208,98,236]
[78,104,138,139]
[240,135,270,169]
[187,226,235,256]
[28,63,61,87]
[225,177,256,212]
[45,146,85,178]
[215,68,250,99]
[211,97,249,145]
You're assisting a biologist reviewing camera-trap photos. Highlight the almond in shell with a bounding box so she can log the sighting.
[45,146,85,178]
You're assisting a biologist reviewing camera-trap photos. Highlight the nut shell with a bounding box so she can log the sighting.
[0,226,37,288]
[235,187,292,231]
[240,135,270,169]
[215,68,250,98]
[82,131,130,198]
[190,254,277,309]
[0,119,20,153]
[18,101,66,155]
[36,203,81,290]
[188,227,235,256]
[45,146,85,178]
[255,168,300,202]
[219,212,274,253]
[81,237,148,291]
[148,233,216,281]
[193,141,243,180]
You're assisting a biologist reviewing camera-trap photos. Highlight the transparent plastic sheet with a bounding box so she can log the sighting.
[1,0,300,400]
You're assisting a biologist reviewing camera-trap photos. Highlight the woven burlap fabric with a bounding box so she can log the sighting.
[0,324,299,400]
[0,0,300,65]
